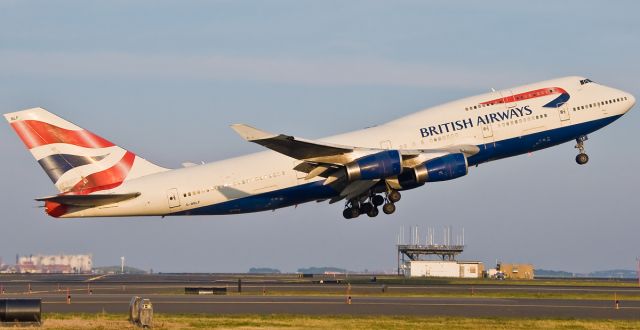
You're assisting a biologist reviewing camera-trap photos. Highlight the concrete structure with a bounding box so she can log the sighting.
[406,260,484,278]
[17,254,92,274]
[497,263,534,280]
[458,261,484,278]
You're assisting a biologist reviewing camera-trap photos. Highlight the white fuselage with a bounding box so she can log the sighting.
[59,76,635,217]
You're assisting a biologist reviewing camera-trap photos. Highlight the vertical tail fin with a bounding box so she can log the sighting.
[4,107,168,194]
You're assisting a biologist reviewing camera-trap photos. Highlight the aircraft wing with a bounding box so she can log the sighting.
[36,192,141,207]
[231,124,479,164]
[329,179,380,204]
[230,124,356,161]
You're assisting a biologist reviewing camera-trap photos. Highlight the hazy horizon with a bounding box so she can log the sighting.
[1,1,638,274]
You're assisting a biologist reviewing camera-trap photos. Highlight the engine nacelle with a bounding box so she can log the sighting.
[396,153,468,188]
[346,150,402,181]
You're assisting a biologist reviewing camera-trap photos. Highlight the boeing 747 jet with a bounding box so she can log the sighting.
[4,76,635,219]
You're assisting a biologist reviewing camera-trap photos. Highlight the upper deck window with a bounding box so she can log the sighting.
[580,78,594,85]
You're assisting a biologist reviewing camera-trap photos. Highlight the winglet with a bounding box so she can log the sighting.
[230,124,278,141]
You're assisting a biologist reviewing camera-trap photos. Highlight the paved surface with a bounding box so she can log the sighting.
[27,295,640,319]
[1,274,639,319]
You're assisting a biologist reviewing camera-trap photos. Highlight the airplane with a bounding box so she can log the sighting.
[3,76,635,219]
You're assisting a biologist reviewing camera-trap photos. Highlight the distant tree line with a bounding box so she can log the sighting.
[248,267,281,274]
[297,266,346,274]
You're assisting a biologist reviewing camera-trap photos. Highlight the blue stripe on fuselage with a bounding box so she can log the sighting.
[467,114,622,165]
[172,114,623,215]
[170,179,338,216]
[543,93,570,108]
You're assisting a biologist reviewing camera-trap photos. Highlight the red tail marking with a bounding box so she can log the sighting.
[44,201,68,218]
[71,151,136,194]
[10,120,115,149]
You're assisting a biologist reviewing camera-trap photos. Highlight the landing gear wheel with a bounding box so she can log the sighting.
[388,191,401,203]
[371,195,385,207]
[574,135,589,165]
[576,153,589,165]
[382,203,396,215]
[360,203,373,214]
[367,207,379,218]
[343,207,360,219]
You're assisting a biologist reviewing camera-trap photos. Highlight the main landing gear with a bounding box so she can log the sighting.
[575,135,589,165]
[343,190,401,219]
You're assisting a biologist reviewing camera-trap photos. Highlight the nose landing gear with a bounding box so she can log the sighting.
[575,135,589,165]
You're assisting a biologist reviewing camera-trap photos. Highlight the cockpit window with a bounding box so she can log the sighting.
[580,78,594,85]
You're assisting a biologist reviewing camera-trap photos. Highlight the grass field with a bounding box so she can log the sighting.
[247,289,640,301]
[346,276,640,287]
[35,313,640,329]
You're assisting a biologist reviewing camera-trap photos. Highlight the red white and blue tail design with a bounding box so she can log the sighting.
[4,108,168,194]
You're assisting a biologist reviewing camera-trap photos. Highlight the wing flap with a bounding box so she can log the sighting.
[36,192,141,207]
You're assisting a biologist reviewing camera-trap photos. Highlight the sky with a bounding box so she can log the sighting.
[0,1,638,274]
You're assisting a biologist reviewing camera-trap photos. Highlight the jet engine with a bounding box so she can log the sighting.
[395,153,468,189]
[345,150,403,181]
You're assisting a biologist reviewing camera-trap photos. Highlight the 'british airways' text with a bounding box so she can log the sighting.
[419,105,533,137]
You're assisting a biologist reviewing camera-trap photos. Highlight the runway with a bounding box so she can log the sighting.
[31,295,640,319]
[1,274,639,319]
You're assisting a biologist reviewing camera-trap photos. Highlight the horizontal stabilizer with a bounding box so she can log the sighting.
[36,192,141,207]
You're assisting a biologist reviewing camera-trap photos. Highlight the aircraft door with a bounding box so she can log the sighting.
[481,124,493,139]
[167,188,181,208]
[558,102,570,122]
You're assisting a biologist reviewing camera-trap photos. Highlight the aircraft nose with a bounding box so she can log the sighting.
[622,92,636,114]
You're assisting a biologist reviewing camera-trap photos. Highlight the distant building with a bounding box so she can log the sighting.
[406,260,484,278]
[17,254,92,274]
[496,263,534,280]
